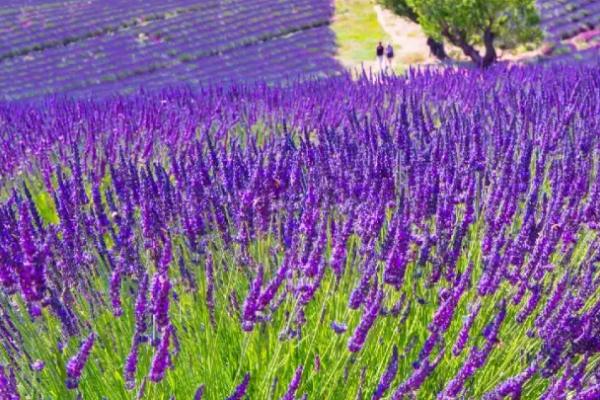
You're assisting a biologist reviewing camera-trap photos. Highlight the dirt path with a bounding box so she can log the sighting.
[373,5,434,66]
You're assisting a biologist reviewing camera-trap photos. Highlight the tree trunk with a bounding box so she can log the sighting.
[459,43,483,66]
[426,37,449,61]
[441,27,498,68]
[482,27,497,68]
[442,28,483,66]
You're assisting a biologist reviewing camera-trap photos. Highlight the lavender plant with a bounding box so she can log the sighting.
[0,62,599,399]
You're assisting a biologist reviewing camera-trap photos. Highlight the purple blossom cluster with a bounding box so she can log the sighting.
[65,333,96,389]
[0,63,599,397]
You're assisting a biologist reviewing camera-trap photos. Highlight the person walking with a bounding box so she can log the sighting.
[376,41,384,70]
[385,43,394,70]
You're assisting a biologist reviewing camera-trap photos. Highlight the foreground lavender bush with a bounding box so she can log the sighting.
[0,63,599,399]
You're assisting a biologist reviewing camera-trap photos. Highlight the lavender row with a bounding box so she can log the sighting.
[0,3,328,96]
[0,0,205,55]
[66,26,341,99]
[0,0,328,79]
[537,0,600,40]
[0,0,336,100]
[1,24,341,100]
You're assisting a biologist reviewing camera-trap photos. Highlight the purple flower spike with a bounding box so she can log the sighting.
[567,355,588,391]
[242,266,263,332]
[17,203,47,311]
[516,284,541,324]
[110,268,123,317]
[194,384,205,400]
[579,384,600,400]
[30,360,45,372]
[331,321,348,334]
[66,332,96,390]
[227,373,250,400]
[135,274,149,336]
[330,211,354,277]
[372,345,398,400]
[152,273,171,330]
[348,286,384,353]
[280,365,303,400]
[348,259,376,310]
[124,338,140,390]
[0,364,20,400]
[149,325,171,383]
[482,362,537,399]
[158,238,172,274]
[392,350,445,399]
[535,273,569,329]
[440,303,506,399]
[257,260,288,310]
[452,302,481,357]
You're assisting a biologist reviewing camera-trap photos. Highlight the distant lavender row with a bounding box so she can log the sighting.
[537,0,600,40]
[0,1,331,92]
[0,0,341,100]
[543,43,600,64]
[0,0,204,55]
[67,27,341,100]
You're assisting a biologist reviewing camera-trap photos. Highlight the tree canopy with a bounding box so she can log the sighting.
[381,0,541,67]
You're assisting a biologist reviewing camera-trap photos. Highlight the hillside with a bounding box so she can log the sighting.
[0,0,343,100]
[536,0,600,63]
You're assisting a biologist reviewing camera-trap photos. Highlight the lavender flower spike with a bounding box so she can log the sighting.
[331,321,348,334]
[482,362,537,399]
[135,273,149,337]
[30,360,45,372]
[391,349,445,399]
[153,274,171,330]
[452,302,481,356]
[66,332,96,389]
[110,268,123,317]
[279,365,303,400]
[348,285,384,353]
[149,326,172,383]
[372,345,398,400]
[0,364,20,400]
[18,203,47,312]
[194,384,205,400]
[579,384,600,400]
[227,373,250,400]
[242,265,263,332]
[124,338,140,390]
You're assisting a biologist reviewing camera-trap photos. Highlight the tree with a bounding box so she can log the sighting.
[381,0,541,67]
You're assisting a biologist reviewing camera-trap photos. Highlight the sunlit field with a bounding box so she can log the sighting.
[1,64,599,399]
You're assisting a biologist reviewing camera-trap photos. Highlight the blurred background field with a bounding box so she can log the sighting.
[0,0,597,100]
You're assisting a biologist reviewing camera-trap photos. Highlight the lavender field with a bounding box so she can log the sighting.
[0,0,342,100]
[537,0,600,63]
[0,62,598,399]
[538,0,600,40]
